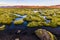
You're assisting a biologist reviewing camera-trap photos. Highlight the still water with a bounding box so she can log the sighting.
[0,14,60,40]
[4,14,60,35]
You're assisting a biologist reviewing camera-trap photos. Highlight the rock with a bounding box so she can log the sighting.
[35,29,57,40]
[0,25,5,30]
[15,38,19,40]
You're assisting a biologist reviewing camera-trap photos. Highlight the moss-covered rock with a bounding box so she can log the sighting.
[0,25,5,30]
[50,17,57,28]
[14,19,24,25]
[0,13,15,24]
[35,29,57,40]
[27,21,38,27]
[27,21,43,28]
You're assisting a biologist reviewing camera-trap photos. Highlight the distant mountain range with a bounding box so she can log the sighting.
[0,5,60,8]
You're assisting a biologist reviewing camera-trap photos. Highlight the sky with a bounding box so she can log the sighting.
[0,0,60,6]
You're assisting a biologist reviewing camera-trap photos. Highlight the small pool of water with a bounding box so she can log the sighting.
[15,15,27,20]
[15,18,23,20]
[0,14,60,36]
[5,14,28,31]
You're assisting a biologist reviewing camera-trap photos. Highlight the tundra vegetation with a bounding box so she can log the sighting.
[0,8,60,28]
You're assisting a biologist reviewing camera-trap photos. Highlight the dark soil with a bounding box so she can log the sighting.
[0,27,60,40]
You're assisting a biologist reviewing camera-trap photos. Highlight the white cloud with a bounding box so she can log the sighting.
[0,1,20,6]
[19,0,60,6]
[0,0,60,6]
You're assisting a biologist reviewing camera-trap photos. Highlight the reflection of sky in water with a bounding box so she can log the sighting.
[43,16,46,19]
[33,10,38,13]
[14,13,51,24]
[14,14,27,21]
[43,16,51,23]
[15,18,23,20]
[45,20,50,23]
[8,14,28,30]
[4,14,60,35]
[14,14,21,17]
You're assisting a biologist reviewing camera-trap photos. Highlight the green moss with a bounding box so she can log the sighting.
[14,19,24,25]
[0,14,14,24]
[50,18,57,28]
[27,21,43,27]
[46,16,52,20]
[0,25,5,30]
[0,8,60,28]
[43,22,50,27]
[27,21,38,27]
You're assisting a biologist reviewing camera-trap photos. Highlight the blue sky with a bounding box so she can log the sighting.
[0,0,60,6]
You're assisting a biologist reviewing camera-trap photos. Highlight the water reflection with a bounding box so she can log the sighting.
[15,15,27,20]
[0,14,60,36]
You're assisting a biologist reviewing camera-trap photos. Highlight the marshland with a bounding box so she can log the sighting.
[0,8,60,40]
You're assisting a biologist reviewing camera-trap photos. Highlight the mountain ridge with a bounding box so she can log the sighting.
[0,5,60,8]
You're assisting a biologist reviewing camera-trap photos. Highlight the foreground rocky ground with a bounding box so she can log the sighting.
[0,27,60,40]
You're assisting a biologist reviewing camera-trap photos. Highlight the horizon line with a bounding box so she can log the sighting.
[0,4,60,6]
